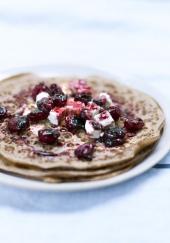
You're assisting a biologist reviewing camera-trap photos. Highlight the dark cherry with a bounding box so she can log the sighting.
[38,129,60,144]
[37,97,54,113]
[124,118,144,132]
[0,106,7,120]
[102,127,125,147]
[109,106,121,121]
[8,116,29,133]
[28,109,48,122]
[74,93,92,105]
[49,83,63,96]
[65,115,85,133]
[52,94,67,107]
[75,143,95,161]
[31,82,49,101]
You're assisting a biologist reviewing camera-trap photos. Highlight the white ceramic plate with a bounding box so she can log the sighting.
[0,65,169,191]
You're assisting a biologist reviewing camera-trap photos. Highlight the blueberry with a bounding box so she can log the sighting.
[107,126,125,137]
[104,138,124,147]
[102,127,125,147]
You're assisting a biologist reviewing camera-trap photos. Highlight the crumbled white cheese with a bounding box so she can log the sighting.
[48,111,59,125]
[36,92,49,103]
[23,107,31,116]
[99,92,113,106]
[94,111,114,127]
[86,102,100,117]
[85,120,101,138]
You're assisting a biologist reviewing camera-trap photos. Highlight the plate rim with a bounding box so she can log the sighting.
[0,64,169,192]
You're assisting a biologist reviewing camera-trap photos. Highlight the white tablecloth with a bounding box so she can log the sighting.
[0,1,170,242]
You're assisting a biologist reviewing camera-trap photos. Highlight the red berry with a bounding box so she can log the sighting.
[28,109,48,122]
[49,83,63,96]
[8,116,29,133]
[52,94,67,107]
[75,143,95,161]
[31,82,49,101]
[109,106,121,121]
[38,129,60,144]
[124,118,144,132]
[37,97,54,113]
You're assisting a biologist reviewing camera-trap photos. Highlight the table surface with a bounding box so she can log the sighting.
[0,0,170,242]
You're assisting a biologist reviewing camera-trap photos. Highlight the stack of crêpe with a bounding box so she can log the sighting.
[0,73,164,183]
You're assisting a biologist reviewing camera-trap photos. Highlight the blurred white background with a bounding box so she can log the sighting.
[0,0,169,82]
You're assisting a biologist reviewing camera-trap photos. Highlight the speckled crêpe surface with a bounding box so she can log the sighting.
[0,144,154,182]
[0,73,165,182]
